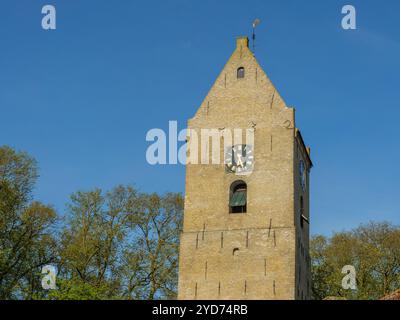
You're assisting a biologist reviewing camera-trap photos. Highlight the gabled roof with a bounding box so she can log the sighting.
[191,36,289,120]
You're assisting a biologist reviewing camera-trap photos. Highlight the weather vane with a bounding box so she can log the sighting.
[252,18,261,54]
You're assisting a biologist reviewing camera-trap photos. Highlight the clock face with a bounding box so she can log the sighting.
[299,160,306,191]
[225,145,254,175]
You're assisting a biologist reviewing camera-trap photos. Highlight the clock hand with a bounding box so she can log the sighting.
[237,154,244,168]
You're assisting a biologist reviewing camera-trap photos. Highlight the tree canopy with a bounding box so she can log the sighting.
[311,222,400,300]
[0,146,183,300]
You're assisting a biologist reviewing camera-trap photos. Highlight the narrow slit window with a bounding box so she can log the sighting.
[300,196,304,228]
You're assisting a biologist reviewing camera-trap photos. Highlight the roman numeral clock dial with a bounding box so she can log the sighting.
[225,145,254,175]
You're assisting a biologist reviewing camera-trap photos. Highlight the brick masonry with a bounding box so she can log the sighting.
[177,37,312,300]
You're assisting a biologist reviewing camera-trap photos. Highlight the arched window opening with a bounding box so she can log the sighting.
[229,181,247,214]
[237,67,245,79]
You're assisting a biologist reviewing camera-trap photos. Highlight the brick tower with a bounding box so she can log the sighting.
[178,37,312,300]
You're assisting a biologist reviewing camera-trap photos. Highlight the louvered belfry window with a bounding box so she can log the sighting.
[230,181,247,214]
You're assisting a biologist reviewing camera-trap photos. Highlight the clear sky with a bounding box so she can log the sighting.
[1,0,399,236]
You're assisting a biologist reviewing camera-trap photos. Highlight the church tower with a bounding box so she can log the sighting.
[178,37,312,300]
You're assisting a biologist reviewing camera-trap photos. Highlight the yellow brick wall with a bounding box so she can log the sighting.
[178,36,311,300]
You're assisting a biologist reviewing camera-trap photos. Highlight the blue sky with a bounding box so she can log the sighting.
[1,0,399,236]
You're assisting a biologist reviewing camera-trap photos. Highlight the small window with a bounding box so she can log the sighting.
[229,181,247,214]
[237,67,245,79]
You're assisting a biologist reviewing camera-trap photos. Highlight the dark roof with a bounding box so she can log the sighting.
[295,129,313,168]
[380,290,400,300]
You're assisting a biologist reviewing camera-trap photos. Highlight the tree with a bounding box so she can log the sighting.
[54,186,183,300]
[120,192,183,299]
[311,222,400,300]
[0,146,184,300]
[54,188,129,299]
[0,146,58,299]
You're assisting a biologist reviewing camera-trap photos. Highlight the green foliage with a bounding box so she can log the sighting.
[46,279,117,300]
[56,187,183,299]
[0,146,58,299]
[0,146,184,300]
[311,222,400,300]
